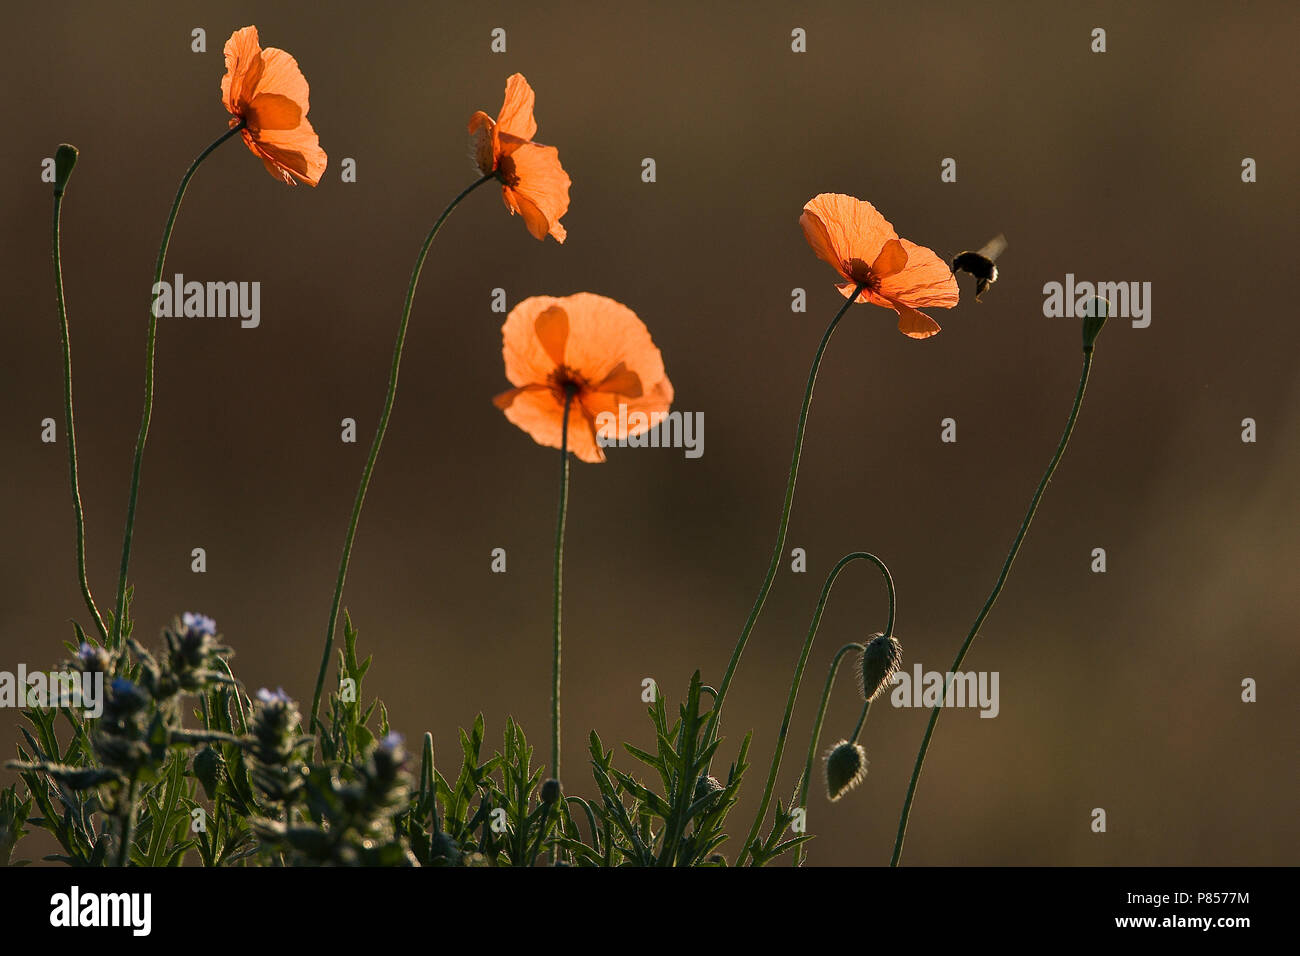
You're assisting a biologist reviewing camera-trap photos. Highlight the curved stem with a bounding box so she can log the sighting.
[740,550,894,865]
[552,391,574,782]
[890,348,1096,866]
[848,698,870,741]
[793,642,863,866]
[309,173,494,738]
[51,173,108,643]
[704,285,863,746]
[109,123,244,649]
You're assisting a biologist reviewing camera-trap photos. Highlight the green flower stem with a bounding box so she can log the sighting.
[890,346,1097,867]
[793,642,863,867]
[848,697,871,740]
[549,391,575,866]
[309,172,495,740]
[109,123,244,649]
[740,550,894,865]
[51,154,108,644]
[552,390,575,782]
[114,774,140,868]
[704,284,863,747]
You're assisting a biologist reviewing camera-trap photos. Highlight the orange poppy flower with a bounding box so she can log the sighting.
[800,193,959,339]
[221,25,327,186]
[493,294,673,463]
[469,74,571,243]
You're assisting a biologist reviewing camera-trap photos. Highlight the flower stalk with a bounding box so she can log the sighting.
[740,551,894,865]
[705,284,864,746]
[109,122,245,649]
[310,173,495,739]
[890,338,1101,866]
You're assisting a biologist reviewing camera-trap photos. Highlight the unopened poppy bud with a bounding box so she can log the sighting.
[824,741,868,802]
[54,144,78,197]
[540,778,561,804]
[859,633,902,702]
[1082,297,1109,352]
[193,745,223,800]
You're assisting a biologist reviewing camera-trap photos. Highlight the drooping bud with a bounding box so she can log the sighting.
[859,633,903,702]
[824,740,868,802]
[54,144,78,197]
[193,745,223,801]
[1082,297,1109,352]
[540,778,562,804]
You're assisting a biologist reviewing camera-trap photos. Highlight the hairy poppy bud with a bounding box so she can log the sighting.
[824,741,868,802]
[1082,297,1108,352]
[859,633,903,702]
[54,144,78,197]
[193,745,223,801]
[540,778,562,804]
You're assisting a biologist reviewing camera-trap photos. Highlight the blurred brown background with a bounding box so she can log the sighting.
[2,0,1296,865]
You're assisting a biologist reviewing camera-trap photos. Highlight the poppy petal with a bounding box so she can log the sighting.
[871,239,908,278]
[221,26,264,114]
[499,387,606,463]
[251,129,326,186]
[581,377,673,437]
[801,193,898,277]
[496,73,539,142]
[881,240,960,308]
[246,92,302,131]
[492,384,548,410]
[503,142,570,243]
[835,281,893,306]
[252,47,313,114]
[468,112,496,173]
[502,297,569,386]
[594,362,643,398]
[534,306,569,367]
[558,293,665,389]
[894,305,942,339]
[799,208,844,278]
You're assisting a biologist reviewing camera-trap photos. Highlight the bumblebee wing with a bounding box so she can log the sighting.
[977,233,1007,261]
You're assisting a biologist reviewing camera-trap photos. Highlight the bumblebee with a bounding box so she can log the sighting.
[951,234,1007,301]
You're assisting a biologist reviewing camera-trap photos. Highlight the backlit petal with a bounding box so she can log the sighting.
[221,26,264,115]
[246,92,302,131]
[502,296,567,386]
[534,306,569,367]
[801,194,898,276]
[496,73,539,142]
[560,293,665,389]
[502,142,570,242]
[880,239,960,308]
[871,239,908,278]
[500,387,605,463]
[894,304,942,339]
